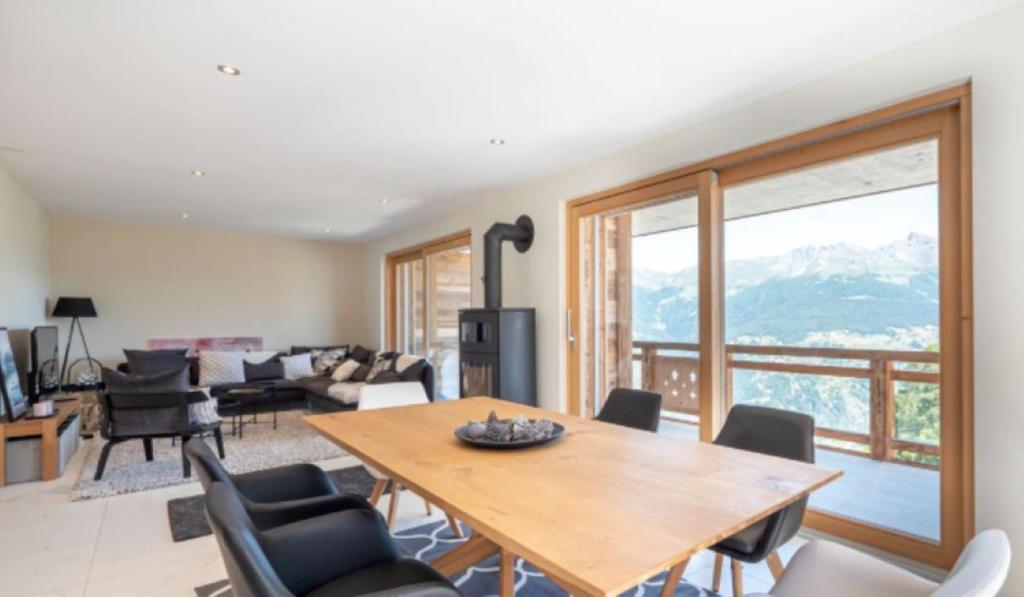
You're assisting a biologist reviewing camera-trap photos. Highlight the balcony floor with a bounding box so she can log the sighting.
[659,419,940,542]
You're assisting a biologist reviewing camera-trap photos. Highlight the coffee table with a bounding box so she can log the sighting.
[218,384,278,439]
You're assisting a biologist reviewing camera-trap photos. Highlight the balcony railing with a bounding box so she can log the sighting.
[632,340,940,468]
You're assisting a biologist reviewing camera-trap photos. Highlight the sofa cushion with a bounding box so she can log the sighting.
[398,359,428,383]
[244,359,285,382]
[199,351,246,386]
[368,370,403,385]
[300,377,335,397]
[327,381,365,405]
[350,364,371,382]
[330,359,361,382]
[311,347,348,375]
[123,349,188,375]
[281,354,315,380]
[348,345,375,364]
[244,350,280,364]
[365,353,398,382]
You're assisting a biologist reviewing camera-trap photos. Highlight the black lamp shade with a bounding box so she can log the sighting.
[52,297,97,318]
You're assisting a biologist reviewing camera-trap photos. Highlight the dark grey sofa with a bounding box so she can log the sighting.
[118,346,436,412]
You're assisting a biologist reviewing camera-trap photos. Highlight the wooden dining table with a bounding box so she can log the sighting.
[305,397,841,597]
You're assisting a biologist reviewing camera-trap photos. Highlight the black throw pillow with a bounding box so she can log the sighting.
[102,366,190,394]
[398,359,427,382]
[244,359,285,382]
[124,349,188,375]
[349,345,375,365]
[368,370,403,385]
[349,364,371,382]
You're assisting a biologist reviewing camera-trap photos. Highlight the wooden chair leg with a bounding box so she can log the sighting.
[387,483,402,529]
[94,441,115,481]
[766,551,784,581]
[712,553,724,592]
[369,479,387,506]
[143,438,154,461]
[731,559,743,597]
[445,511,464,538]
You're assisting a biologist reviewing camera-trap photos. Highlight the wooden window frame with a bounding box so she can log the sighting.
[564,83,972,569]
[385,230,472,351]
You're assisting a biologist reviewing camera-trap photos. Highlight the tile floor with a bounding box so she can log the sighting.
[0,437,803,596]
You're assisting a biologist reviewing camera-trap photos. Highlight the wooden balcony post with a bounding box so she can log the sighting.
[869,359,895,461]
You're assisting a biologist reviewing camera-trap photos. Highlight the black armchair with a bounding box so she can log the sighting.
[710,405,816,596]
[185,439,372,530]
[96,391,205,480]
[205,482,461,597]
[595,388,662,432]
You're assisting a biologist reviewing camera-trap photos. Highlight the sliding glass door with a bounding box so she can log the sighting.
[387,232,472,400]
[566,95,970,568]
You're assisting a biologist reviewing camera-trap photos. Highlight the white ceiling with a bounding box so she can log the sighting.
[0,1,1014,240]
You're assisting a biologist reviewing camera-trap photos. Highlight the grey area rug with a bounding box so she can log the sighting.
[168,465,387,542]
[72,410,347,501]
[195,519,719,597]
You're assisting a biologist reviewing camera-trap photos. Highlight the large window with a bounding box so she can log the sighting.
[566,86,971,569]
[386,231,471,400]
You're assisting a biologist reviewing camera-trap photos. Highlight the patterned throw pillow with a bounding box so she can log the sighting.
[280,354,315,380]
[198,351,246,386]
[365,353,399,382]
[330,358,361,382]
[311,347,348,375]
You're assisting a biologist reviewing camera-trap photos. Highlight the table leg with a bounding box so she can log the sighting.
[429,533,500,577]
[659,558,689,597]
[500,549,515,596]
[41,417,59,481]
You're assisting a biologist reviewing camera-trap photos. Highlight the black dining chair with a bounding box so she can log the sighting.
[185,439,372,530]
[204,481,461,597]
[594,388,662,432]
[709,405,816,597]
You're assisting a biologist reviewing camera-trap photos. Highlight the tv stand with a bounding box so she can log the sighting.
[0,398,81,486]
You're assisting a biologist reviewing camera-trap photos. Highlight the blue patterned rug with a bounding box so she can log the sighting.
[394,519,718,596]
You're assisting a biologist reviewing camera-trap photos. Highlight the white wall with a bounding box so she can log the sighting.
[361,3,1024,590]
[0,166,51,329]
[0,165,51,382]
[50,218,365,366]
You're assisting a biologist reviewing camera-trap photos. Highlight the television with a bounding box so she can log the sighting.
[29,325,60,400]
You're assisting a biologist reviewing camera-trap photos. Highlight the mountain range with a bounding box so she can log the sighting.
[633,233,939,349]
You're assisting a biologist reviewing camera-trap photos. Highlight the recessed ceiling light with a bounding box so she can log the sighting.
[181,212,190,220]
[489,138,506,146]
[379,198,389,205]
[325,228,332,234]
[217,64,241,76]
[191,169,206,177]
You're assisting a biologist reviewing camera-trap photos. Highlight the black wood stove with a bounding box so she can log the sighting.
[458,216,537,406]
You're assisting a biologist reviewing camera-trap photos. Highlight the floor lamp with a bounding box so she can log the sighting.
[52,297,99,389]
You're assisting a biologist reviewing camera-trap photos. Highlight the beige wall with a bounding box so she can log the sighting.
[0,166,51,382]
[50,218,365,366]
[360,3,1024,589]
[0,166,51,329]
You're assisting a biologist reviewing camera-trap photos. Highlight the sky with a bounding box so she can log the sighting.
[632,184,939,273]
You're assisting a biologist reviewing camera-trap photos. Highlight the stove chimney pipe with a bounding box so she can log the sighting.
[483,215,534,309]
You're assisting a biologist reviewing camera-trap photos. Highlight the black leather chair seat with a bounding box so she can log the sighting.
[305,559,459,597]
[714,517,769,557]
